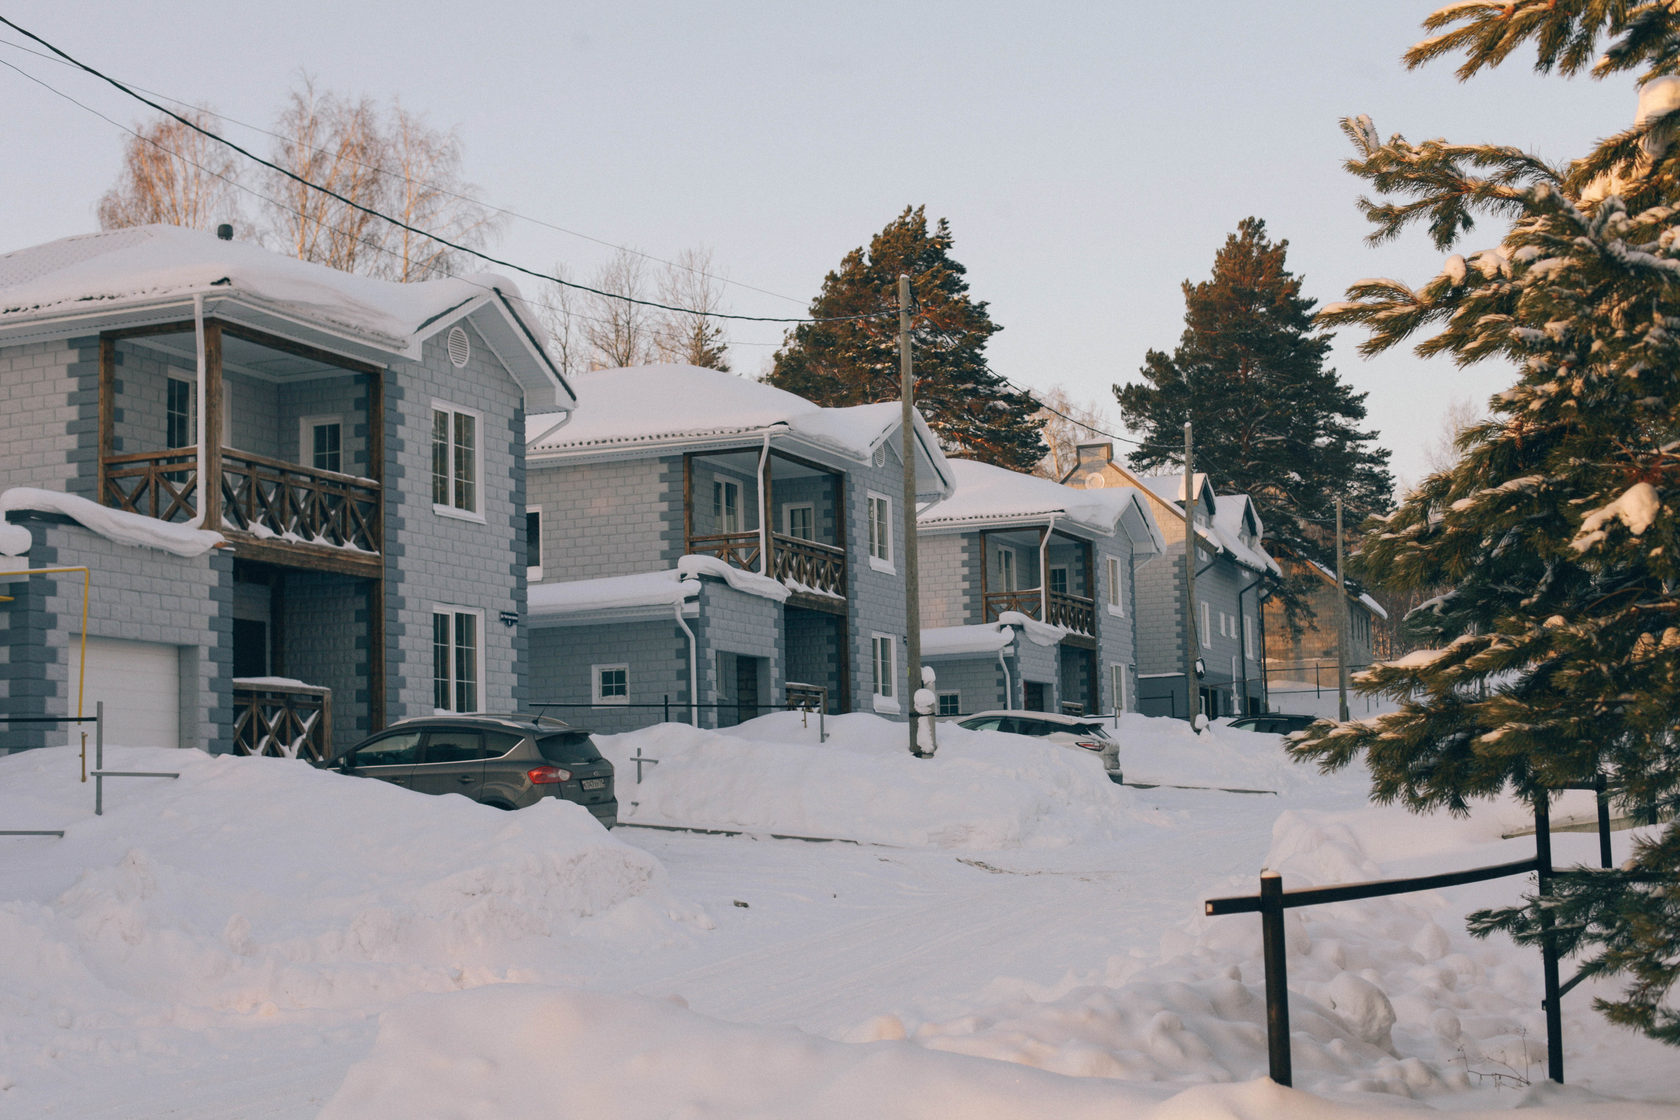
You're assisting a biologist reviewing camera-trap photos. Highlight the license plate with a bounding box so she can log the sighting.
[581,778,606,791]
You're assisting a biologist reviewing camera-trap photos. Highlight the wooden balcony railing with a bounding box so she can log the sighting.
[686,531,848,599]
[232,680,332,763]
[983,589,1096,635]
[771,533,846,597]
[103,447,199,522]
[221,450,380,552]
[102,448,381,553]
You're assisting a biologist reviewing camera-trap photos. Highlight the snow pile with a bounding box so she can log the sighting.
[598,712,1155,848]
[1,486,224,557]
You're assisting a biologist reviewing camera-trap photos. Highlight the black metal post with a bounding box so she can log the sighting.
[663,695,670,724]
[1259,870,1292,1086]
[1596,775,1613,870]
[1535,794,1564,1083]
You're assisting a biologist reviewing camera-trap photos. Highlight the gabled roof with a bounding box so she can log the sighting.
[1068,454,1278,577]
[0,225,573,411]
[917,458,1163,555]
[526,364,954,499]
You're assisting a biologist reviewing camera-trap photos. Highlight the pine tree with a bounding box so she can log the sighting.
[769,206,1046,472]
[1114,217,1393,622]
[1294,5,1680,1045]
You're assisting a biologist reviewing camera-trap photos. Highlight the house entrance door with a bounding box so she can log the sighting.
[735,656,762,722]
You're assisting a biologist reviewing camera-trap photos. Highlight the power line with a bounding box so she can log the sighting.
[0,32,809,311]
[0,16,885,327]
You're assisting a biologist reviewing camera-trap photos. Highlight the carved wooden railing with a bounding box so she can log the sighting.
[687,530,761,572]
[221,450,381,552]
[232,680,332,763]
[771,533,846,597]
[982,589,1096,635]
[103,448,199,522]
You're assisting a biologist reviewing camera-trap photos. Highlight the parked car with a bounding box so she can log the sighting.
[955,710,1122,782]
[1227,713,1318,735]
[326,713,617,827]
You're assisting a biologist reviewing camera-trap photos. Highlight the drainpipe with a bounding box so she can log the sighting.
[997,634,1015,709]
[757,431,771,576]
[1236,570,1264,717]
[191,293,207,528]
[1038,514,1058,621]
[673,601,699,727]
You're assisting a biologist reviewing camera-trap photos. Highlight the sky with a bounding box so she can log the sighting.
[0,2,1640,491]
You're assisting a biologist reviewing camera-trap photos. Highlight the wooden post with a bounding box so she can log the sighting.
[898,274,923,757]
[1183,422,1199,725]
[201,321,223,529]
[97,335,116,506]
[1260,870,1292,1086]
[1335,497,1350,722]
[1535,794,1565,1083]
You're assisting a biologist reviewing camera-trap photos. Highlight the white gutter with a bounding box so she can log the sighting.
[673,601,699,726]
[192,293,207,529]
[527,411,574,447]
[998,637,1015,709]
[1038,514,1058,620]
[756,430,772,576]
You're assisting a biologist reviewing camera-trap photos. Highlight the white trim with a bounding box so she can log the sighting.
[871,631,897,701]
[1199,600,1212,649]
[782,501,815,540]
[299,413,344,473]
[1244,615,1255,659]
[526,507,543,582]
[1048,564,1068,596]
[996,546,1017,592]
[431,399,484,519]
[166,373,196,450]
[592,662,629,705]
[1111,662,1129,713]
[936,690,962,717]
[431,604,484,713]
[712,478,743,534]
[867,491,894,573]
[1106,554,1126,617]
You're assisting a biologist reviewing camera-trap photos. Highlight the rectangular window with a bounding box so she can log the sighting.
[1200,601,1212,649]
[302,416,343,474]
[784,503,814,540]
[868,493,893,570]
[712,479,742,533]
[1244,616,1256,659]
[937,692,961,717]
[593,663,629,705]
[1112,663,1128,713]
[432,403,480,516]
[166,376,195,449]
[997,548,1017,592]
[872,633,896,699]
[526,509,542,580]
[1048,566,1068,595]
[432,607,481,713]
[1107,555,1125,615]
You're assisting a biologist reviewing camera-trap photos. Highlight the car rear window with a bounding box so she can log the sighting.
[1071,722,1111,740]
[537,732,604,765]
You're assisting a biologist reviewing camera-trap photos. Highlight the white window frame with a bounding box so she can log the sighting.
[1244,615,1256,660]
[1111,663,1129,714]
[1199,600,1212,649]
[937,691,962,718]
[166,374,196,450]
[997,547,1017,592]
[526,507,543,582]
[300,414,345,475]
[871,632,899,713]
[431,605,484,714]
[592,663,629,706]
[1048,565,1069,596]
[1106,555,1126,617]
[783,501,815,540]
[713,478,742,534]
[867,492,894,573]
[431,400,484,522]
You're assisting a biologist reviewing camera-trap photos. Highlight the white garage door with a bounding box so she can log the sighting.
[69,636,180,749]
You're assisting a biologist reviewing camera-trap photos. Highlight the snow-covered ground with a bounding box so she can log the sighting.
[0,710,1674,1118]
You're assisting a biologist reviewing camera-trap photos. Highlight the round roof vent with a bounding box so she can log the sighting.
[1086,474,1106,489]
[447,326,471,368]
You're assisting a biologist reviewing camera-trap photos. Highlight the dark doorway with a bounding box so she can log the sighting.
[735,655,761,722]
[232,619,269,678]
[1024,681,1048,712]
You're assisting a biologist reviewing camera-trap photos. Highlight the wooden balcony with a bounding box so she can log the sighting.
[102,447,381,559]
[686,530,849,600]
[232,680,332,763]
[982,589,1096,636]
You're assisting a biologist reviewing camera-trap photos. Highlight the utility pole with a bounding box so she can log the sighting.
[899,274,925,756]
[1335,496,1350,722]
[1183,421,1199,726]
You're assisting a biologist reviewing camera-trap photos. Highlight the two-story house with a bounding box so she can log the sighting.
[1262,556,1390,696]
[916,458,1162,718]
[0,225,571,757]
[1062,442,1277,720]
[523,364,952,732]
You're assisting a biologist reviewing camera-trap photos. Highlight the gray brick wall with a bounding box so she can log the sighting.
[528,617,688,735]
[844,451,914,716]
[0,339,82,493]
[527,456,685,583]
[921,654,1005,716]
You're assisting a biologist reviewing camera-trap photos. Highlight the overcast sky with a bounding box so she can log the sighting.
[0,2,1637,491]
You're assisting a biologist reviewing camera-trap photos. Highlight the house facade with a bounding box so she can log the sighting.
[1261,557,1389,695]
[1062,443,1276,720]
[916,458,1162,718]
[0,225,571,757]
[523,364,952,733]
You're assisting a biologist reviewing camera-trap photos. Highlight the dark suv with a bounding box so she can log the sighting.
[1227,713,1319,735]
[328,714,617,827]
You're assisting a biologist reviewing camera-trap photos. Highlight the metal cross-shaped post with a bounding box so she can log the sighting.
[631,747,660,784]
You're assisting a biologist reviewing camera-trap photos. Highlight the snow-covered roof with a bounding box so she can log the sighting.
[917,459,1163,554]
[527,555,789,627]
[2,487,223,558]
[921,624,1015,658]
[0,225,572,411]
[525,365,952,498]
[1303,559,1388,619]
[1137,473,1278,576]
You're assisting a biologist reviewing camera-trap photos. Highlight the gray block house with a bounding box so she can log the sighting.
[523,364,953,732]
[916,458,1163,718]
[0,225,572,757]
[1062,443,1277,720]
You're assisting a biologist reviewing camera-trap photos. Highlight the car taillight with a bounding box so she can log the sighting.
[527,765,573,785]
[1074,740,1105,752]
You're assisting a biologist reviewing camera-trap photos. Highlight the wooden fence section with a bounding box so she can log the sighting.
[103,448,199,522]
[983,589,1097,635]
[220,451,381,551]
[771,534,846,597]
[232,681,332,763]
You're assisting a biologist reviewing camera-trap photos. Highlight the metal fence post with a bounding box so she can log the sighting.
[1260,870,1292,1086]
[1595,775,1612,869]
[95,701,104,817]
[1535,794,1564,1083]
